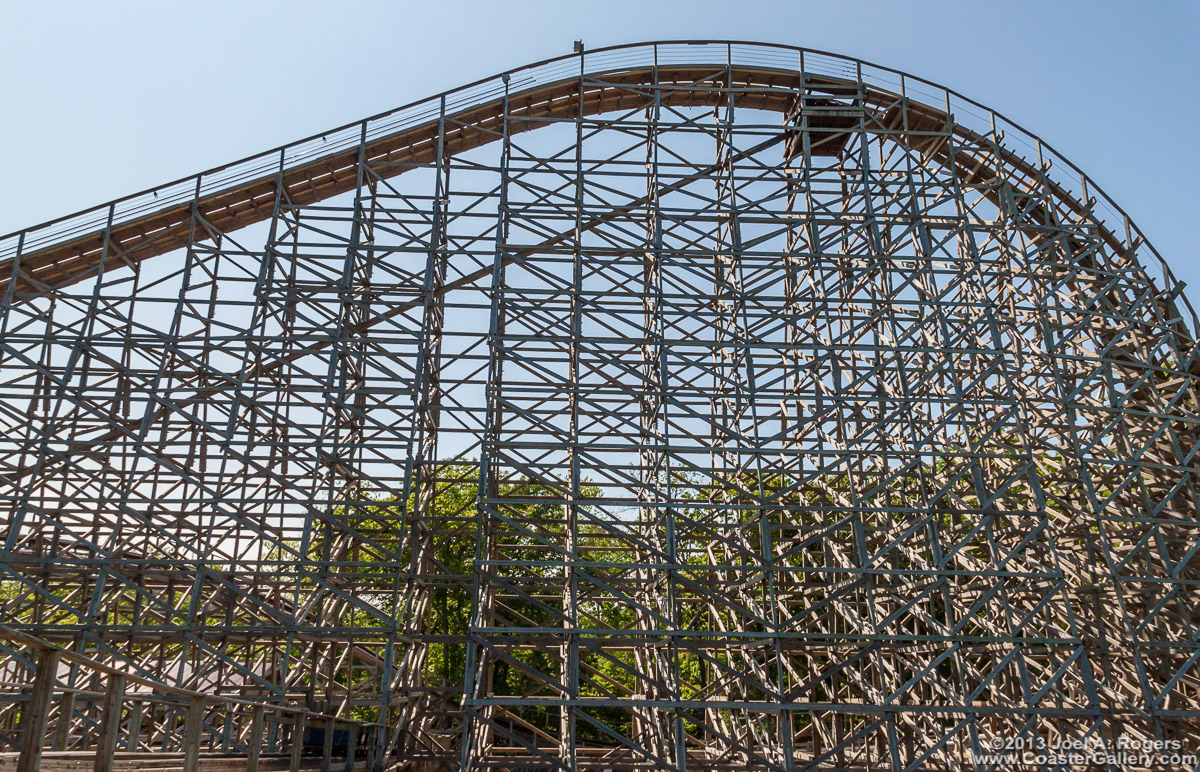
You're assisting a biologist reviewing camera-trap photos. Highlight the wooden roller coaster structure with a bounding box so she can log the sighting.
[0,41,1197,772]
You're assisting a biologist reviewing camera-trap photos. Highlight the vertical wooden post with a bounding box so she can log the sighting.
[17,648,60,772]
[93,673,125,772]
[125,700,144,751]
[54,689,76,750]
[160,703,173,751]
[289,713,307,772]
[362,726,374,772]
[369,725,386,772]
[343,723,359,771]
[246,704,265,772]
[221,703,234,752]
[182,695,205,772]
[82,671,100,749]
[266,706,280,755]
[321,716,335,772]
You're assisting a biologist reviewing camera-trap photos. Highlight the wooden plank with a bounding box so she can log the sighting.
[124,701,143,752]
[92,674,125,772]
[245,706,264,772]
[16,649,61,772]
[54,690,76,751]
[341,724,357,772]
[288,715,305,772]
[181,696,205,772]
[319,717,334,772]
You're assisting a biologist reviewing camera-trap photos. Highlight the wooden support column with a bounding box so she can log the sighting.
[363,725,376,772]
[289,714,307,772]
[376,725,387,772]
[247,704,265,772]
[343,723,359,771]
[182,695,205,772]
[125,700,143,751]
[54,689,76,750]
[321,716,336,772]
[17,648,60,772]
[93,673,125,772]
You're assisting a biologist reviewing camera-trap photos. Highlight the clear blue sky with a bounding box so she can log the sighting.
[2,0,1197,296]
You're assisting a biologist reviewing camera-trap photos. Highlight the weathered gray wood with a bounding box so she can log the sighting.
[343,723,358,772]
[320,716,335,772]
[182,695,205,772]
[246,704,265,772]
[53,689,75,751]
[365,726,374,772]
[0,40,1197,772]
[16,648,60,772]
[92,673,125,772]
[125,700,143,752]
[289,713,306,772]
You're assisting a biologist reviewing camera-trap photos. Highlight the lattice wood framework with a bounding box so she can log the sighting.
[1,42,1198,771]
